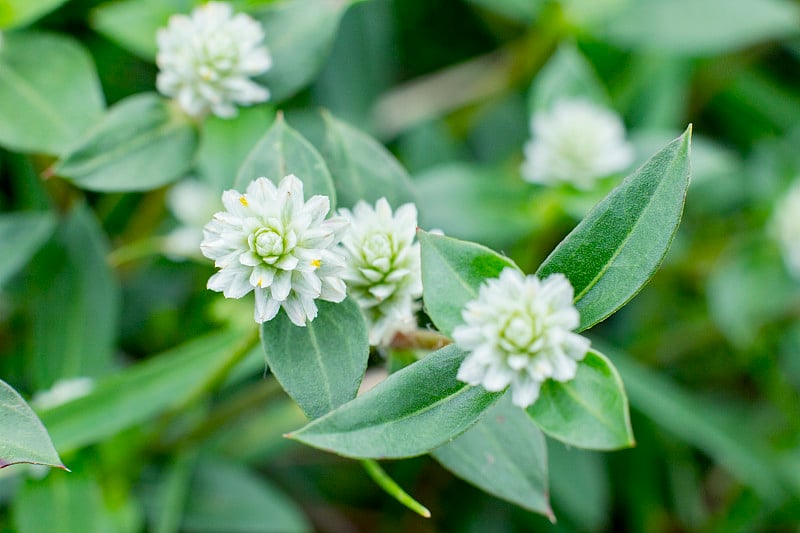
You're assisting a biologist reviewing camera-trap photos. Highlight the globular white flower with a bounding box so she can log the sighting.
[32,377,94,410]
[165,179,221,259]
[453,268,590,408]
[521,99,634,189]
[156,2,272,118]
[339,198,422,345]
[772,180,800,279]
[201,174,348,326]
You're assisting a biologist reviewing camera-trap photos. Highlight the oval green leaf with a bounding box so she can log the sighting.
[527,350,634,450]
[0,31,104,154]
[261,298,369,420]
[419,230,518,337]
[54,93,198,192]
[537,126,692,331]
[0,379,64,470]
[235,114,336,205]
[253,0,349,102]
[321,110,417,209]
[432,394,552,518]
[0,211,55,288]
[288,344,503,459]
[528,43,608,113]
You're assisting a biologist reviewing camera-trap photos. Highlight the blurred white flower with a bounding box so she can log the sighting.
[156,2,272,118]
[201,175,348,326]
[521,99,633,189]
[32,377,94,410]
[772,180,800,279]
[453,268,590,408]
[339,199,422,345]
[165,179,221,259]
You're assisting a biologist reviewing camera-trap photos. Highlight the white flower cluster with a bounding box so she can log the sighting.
[772,180,800,279]
[521,99,633,189]
[453,268,590,408]
[201,175,348,326]
[156,2,272,118]
[339,199,422,345]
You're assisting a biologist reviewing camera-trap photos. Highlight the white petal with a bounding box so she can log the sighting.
[254,288,281,323]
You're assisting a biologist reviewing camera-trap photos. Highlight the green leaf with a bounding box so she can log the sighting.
[39,329,243,453]
[288,344,503,459]
[607,345,787,502]
[235,114,336,204]
[527,350,634,450]
[91,0,193,61]
[548,441,610,530]
[182,459,309,533]
[528,43,608,113]
[418,231,517,337]
[432,394,552,518]
[261,298,369,420]
[537,126,692,331]
[466,0,543,23]
[321,111,417,209]
[13,472,116,533]
[55,93,198,192]
[0,0,68,29]
[0,32,104,154]
[595,0,800,56]
[0,379,63,470]
[414,163,534,249]
[197,106,275,191]
[0,211,55,289]
[254,0,349,102]
[24,205,119,390]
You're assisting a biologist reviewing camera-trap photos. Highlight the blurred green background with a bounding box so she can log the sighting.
[1,0,800,531]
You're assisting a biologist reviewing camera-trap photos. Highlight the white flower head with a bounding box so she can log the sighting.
[32,377,94,410]
[521,99,633,189]
[339,198,422,345]
[156,2,272,118]
[201,175,349,326]
[453,268,590,408]
[772,180,800,279]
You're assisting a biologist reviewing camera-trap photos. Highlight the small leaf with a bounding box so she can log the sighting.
[55,93,198,192]
[261,298,369,420]
[0,31,104,154]
[321,110,417,209]
[537,126,692,331]
[91,0,192,61]
[432,394,552,518]
[0,379,63,470]
[0,211,55,289]
[40,329,243,453]
[418,231,517,337]
[528,43,608,113]
[527,350,634,450]
[181,459,309,533]
[288,344,503,459]
[254,0,349,102]
[0,0,69,29]
[235,114,336,205]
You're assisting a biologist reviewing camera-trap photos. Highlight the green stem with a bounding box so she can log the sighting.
[360,459,431,518]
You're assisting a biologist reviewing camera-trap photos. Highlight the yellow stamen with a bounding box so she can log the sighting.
[311,259,321,268]
[257,278,263,287]
[239,196,248,207]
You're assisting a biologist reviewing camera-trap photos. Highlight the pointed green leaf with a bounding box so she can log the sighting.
[0,32,104,154]
[0,0,69,29]
[0,211,55,289]
[235,114,336,205]
[321,111,417,209]
[288,344,503,459]
[432,394,552,518]
[537,126,692,331]
[55,93,198,192]
[528,43,608,113]
[261,298,369,420]
[253,0,349,102]
[527,350,634,450]
[419,231,517,337]
[0,379,63,470]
